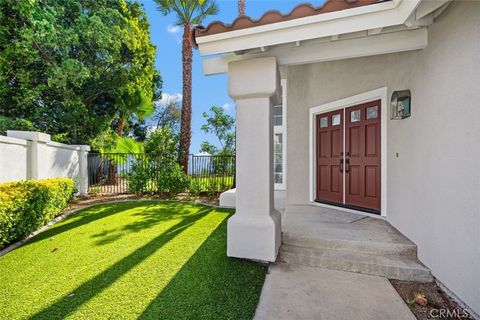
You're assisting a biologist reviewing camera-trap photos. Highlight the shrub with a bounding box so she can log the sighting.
[0,178,75,249]
[127,160,151,194]
[188,178,203,197]
[155,164,191,197]
[143,128,190,197]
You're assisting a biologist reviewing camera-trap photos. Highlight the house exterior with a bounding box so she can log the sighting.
[192,0,480,316]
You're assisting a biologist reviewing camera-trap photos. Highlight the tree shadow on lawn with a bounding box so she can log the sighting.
[28,205,213,320]
[24,202,144,246]
[138,215,268,320]
[89,202,202,246]
[25,201,191,247]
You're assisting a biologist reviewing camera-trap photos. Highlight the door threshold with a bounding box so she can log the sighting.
[314,199,381,216]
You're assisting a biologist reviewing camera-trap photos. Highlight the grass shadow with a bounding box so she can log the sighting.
[28,205,213,320]
[138,212,267,320]
[24,201,145,246]
[25,201,191,247]
[89,202,198,245]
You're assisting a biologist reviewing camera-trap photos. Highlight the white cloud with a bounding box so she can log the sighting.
[155,92,182,107]
[167,25,180,33]
[222,103,231,111]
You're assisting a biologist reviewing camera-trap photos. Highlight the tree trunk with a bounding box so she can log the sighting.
[117,116,125,136]
[178,24,192,173]
[107,160,118,185]
[238,0,245,16]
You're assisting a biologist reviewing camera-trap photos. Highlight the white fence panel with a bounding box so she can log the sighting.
[0,136,29,182]
[0,131,90,194]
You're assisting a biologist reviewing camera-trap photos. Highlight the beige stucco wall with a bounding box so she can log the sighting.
[286,1,480,314]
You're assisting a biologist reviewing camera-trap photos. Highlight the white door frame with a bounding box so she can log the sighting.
[309,87,388,216]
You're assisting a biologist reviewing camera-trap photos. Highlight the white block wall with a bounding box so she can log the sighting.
[0,131,90,194]
[0,135,29,182]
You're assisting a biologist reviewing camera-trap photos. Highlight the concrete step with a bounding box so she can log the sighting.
[282,231,418,258]
[278,245,433,282]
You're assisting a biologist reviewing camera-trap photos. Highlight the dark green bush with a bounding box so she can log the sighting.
[127,160,151,194]
[0,115,35,135]
[155,164,191,197]
[188,178,203,197]
[0,178,75,248]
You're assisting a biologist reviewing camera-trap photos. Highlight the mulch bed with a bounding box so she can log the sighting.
[390,280,474,319]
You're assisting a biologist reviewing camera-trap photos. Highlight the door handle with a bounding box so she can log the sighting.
[345,158,350,173]
[340,158,344,173]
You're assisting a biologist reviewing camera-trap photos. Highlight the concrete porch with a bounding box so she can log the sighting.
[279,206,432,282]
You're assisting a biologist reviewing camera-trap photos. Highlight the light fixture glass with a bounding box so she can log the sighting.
[391,90,411,120]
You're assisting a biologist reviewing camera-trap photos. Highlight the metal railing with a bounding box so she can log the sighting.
[87,153,235,195]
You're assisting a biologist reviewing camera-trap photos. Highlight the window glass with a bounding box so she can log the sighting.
[366,106,378,119]
[274,105,283,126]
[351,110,361,122]
[320,116,328,128]
[274,133,283,184]
[332,114,341,126]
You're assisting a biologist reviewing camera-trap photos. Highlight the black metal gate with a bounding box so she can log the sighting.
[87,153,235,195]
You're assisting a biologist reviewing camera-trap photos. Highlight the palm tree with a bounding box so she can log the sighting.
[154,0,218,173]
[238,0,245,16]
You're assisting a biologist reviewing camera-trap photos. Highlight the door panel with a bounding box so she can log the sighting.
[345,100,381,211]
[316,111,343,204]
[348,165,360,195]
[331,166,341,193]
[365,166,378,198]
[316,100,381,212]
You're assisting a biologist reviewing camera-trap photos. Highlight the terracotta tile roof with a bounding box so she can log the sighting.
[192,0,390,48]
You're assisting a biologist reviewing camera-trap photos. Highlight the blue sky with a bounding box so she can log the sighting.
[138,0,324,153]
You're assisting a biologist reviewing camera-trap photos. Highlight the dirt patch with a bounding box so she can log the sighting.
[68,194,220,211]
[390,280,474,320]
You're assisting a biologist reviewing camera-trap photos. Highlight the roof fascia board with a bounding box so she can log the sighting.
[203,27,427,75]
[197,0,423,56]
[197,1,397,43]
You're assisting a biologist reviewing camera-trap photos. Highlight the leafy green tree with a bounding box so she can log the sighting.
[0,0,161,144]
[124,117,149,142]
[90,128,144,184]
[0,116,35,136]
[140,127,190,196]
[200,106,235,178]
[153,0,218,172]
[144,127,179,162]
[200,106,235,155]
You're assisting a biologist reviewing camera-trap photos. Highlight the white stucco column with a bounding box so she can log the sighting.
[78,145,90,195]
[227,57,281,262]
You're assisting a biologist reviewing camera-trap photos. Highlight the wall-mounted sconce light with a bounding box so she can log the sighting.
[391,90,411,120]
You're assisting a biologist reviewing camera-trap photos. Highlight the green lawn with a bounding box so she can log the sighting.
[0,201,267,320]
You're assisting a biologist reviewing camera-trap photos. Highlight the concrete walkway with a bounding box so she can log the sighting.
[254,263,415,320]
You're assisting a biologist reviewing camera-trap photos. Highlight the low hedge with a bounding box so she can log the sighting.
[0,178,75,249]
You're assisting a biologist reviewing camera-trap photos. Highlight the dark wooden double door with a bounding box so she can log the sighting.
[316,100,381,213]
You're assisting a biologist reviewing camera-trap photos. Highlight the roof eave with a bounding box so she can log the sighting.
[196,0,421,56]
